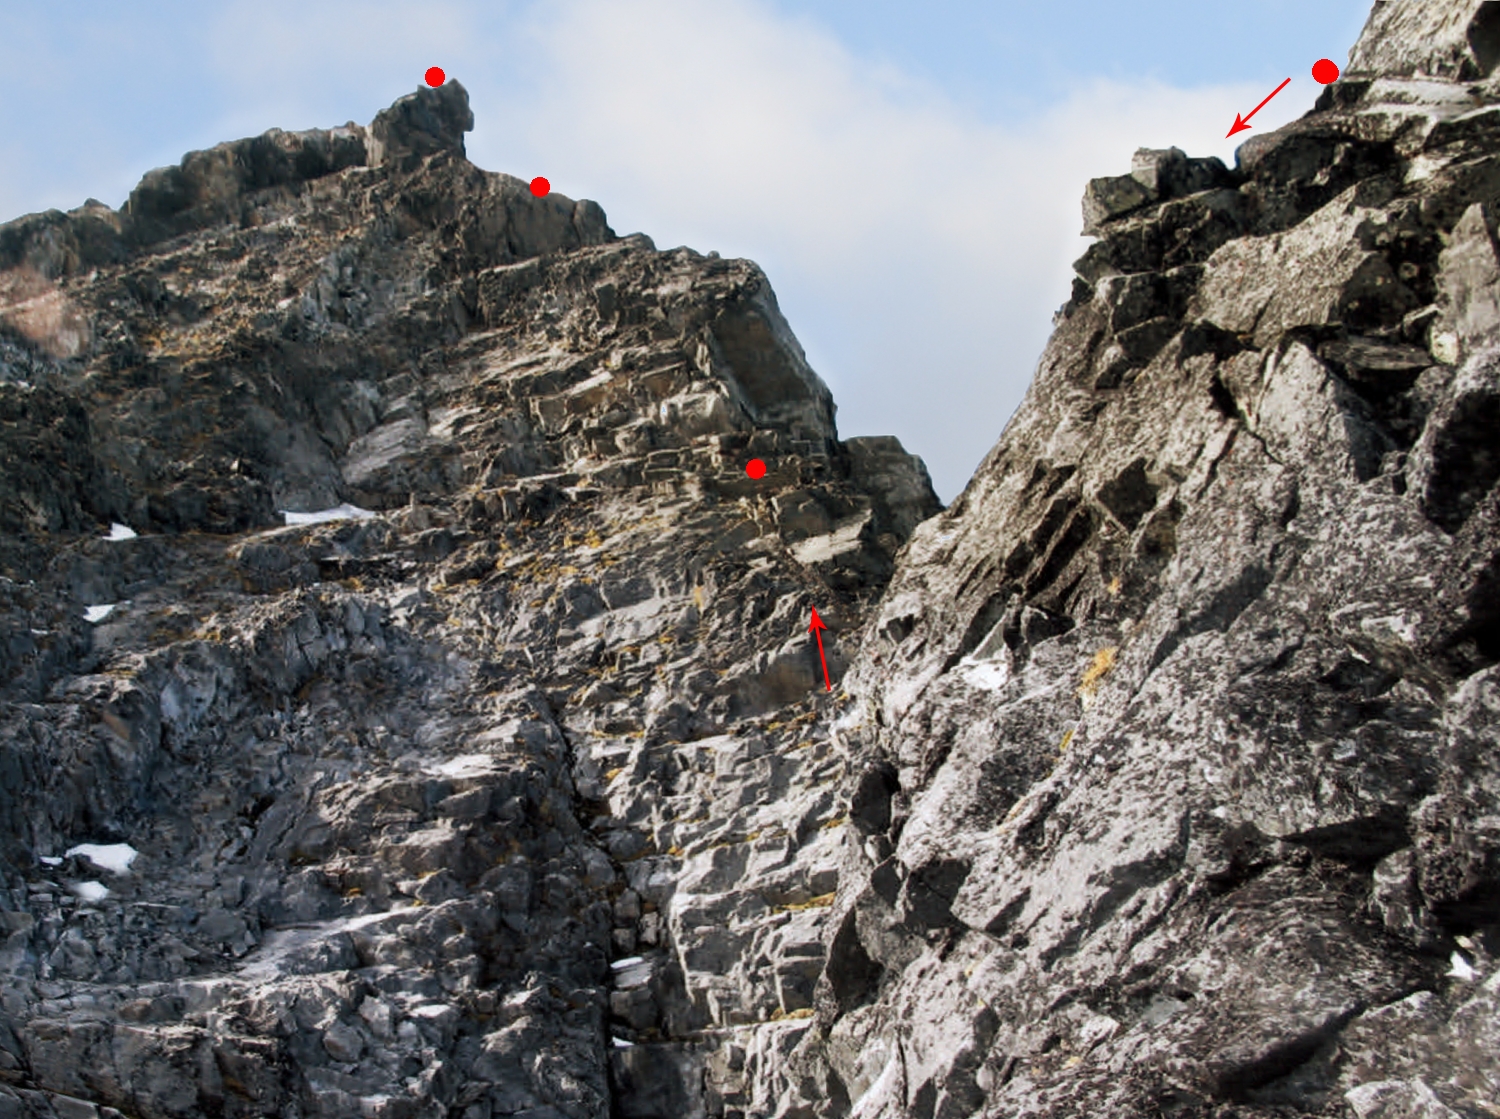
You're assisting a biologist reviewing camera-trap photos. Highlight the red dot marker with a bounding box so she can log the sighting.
[1312,59,1340,85]
[746,458,767,479]
[530,177,551,197]
[425,67,445,87]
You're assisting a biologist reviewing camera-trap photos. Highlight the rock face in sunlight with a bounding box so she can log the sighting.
[0,80,939,1119]
[2,2,1500,1115]
[789,2,1500,1117]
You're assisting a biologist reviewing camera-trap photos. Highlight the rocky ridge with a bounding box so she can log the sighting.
[790,3,1500,1117]
[6,2,1500,1117]
[0,81,938,1118]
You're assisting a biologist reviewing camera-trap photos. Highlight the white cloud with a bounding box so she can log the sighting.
[480,0,1313,498]
[2,0,1321,501]
[205,0,484,135]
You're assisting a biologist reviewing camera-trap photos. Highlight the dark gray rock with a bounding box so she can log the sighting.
[0,74,935,1119]
[7,5,1500,1118]
[368,80,474,170]
[783,5,1500,1117]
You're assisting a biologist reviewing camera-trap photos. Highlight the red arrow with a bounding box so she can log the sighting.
[1227,77,1291,137]
[808,606,832,692]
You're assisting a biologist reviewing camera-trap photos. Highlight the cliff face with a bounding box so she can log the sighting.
[0,83,939,1119]
[4,3,1500,1117]
[802,2,1500,1117]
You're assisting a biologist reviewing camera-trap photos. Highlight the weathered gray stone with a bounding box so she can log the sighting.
[368,80,474,170]
[1348,1,1500,81]
[6,5,1500,1118]
[787,5,1500,1117]
[0,69,934,1119]
[1081,173,1156,235]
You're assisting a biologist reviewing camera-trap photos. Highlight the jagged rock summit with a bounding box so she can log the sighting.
[5,0,1500,1115]
[797,2,1500,1117]
[0,80,939,1118]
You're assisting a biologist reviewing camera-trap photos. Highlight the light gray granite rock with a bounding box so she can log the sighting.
[787,4,1500,1117]
[3,3,1500,1118]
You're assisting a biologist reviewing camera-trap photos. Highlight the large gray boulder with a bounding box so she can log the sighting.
[368,80,475,170]
[1348,0,1500,80]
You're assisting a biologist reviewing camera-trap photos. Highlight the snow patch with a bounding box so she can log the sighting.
[83,604,116,623]
[281,503,377,526]
[38,856,62,866]
[74,881,109,901]
[1448,951,1478,982]
[957,655,1010,691]
[611,1036,635,1048]
[65,842,140,874]
[425,754,498,779]
[610,956,645,970]
[103,523,138,541]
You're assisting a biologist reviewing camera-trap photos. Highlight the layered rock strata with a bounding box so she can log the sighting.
[8,1,1500,1116]
[792,3,1500,1117]
[0,83,939,1118]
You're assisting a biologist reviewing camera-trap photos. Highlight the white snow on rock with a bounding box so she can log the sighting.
[610,956,645,970]
[1448,951,1478,981]
[611,1036,635,1048]
[425,755,498,779]
[74,881,109,901]
[957,655,1011,691]
[65,842,140,874]
[83,604,116,623]
[281,503,377,526]
[38,856,62,866]
[103,523,138,541]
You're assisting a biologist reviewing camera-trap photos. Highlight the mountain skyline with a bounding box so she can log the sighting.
[2,0,1372,500]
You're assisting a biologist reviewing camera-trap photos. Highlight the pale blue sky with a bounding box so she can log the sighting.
[1,1,1373,499]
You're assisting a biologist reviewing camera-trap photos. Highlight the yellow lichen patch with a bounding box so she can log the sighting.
[770,1007,816,1021]
[1106,575,1122,596]
[603,767,625,782]
[1057,728,1075,754]
[1077,647,1118,698]
[692,585,707,611]
[343,887,363,898]
[819,816,848,830]
[666,845,684,857]
[776,892,836,912]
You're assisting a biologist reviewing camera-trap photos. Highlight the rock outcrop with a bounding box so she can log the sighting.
[5,3,1500,1116]
[0,81,938,1119]
[789,2,1500,1117]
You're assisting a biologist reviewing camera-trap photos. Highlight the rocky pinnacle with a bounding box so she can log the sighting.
[3,2,1500,1117]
